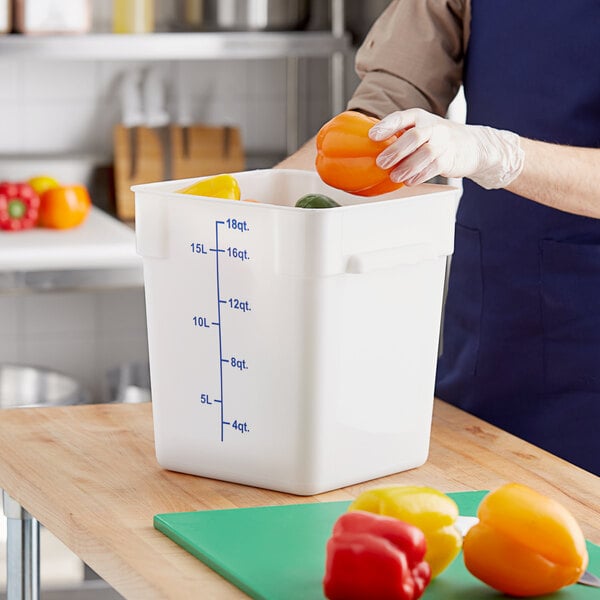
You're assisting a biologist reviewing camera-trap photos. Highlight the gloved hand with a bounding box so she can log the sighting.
[369,108,525,189]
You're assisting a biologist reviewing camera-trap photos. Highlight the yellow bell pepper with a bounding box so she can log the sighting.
[28,175,60,197]
[463,482,588,596]
[349,486,462,578]
[177,174,241,200]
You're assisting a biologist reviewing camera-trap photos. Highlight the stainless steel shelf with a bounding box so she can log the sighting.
[0,31,351,61]
[0,267,144,293]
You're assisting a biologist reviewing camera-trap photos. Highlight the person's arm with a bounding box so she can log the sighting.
[506,139,600,218]
[350,0,469,119]
[370,108,600,219]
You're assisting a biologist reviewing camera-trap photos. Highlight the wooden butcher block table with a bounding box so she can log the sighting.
[0,401,598,599]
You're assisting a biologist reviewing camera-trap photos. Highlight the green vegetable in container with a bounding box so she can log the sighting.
[295,193,341,209]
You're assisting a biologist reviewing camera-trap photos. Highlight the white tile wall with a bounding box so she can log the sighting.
[22,61,99,101]
[0,295,21,365]
[22,292,96,336]
[96,288,147,334]
[0,104,24,153]
[22,101,101,154]
[0,294,19,336]
[0,61,19,101]
[0,336,19,364]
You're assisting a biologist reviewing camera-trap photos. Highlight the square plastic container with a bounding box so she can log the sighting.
[134,169,459,495]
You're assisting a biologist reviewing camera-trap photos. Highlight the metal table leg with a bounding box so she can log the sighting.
[2,490,40,600]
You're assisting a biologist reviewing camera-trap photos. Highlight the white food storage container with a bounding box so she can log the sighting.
[134,169,459,495]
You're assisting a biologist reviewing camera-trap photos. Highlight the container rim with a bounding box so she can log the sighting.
[131,168,460,212]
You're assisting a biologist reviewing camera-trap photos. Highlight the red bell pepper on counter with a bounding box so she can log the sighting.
[0,182,40,231]
[323,511,431,600]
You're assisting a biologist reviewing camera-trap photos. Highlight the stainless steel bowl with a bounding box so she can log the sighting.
[106,361,151,404]
[178,0,310,31]
[0,364,91,409]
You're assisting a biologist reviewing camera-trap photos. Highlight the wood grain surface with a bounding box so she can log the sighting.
[0,401,598,599]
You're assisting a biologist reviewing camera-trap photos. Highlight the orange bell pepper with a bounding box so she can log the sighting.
[463,482,589,596]
[38,184,91,229]
[315,110,405,197]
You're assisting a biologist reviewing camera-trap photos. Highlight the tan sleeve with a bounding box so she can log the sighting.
[348,0,470,119]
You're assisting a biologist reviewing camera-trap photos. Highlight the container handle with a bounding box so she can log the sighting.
[135,192,168,258]
[346,243,439,274]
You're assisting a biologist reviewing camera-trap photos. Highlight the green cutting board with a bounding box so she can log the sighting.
[154,491,600,599]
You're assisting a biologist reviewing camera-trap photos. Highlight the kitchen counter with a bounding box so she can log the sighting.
[0,400,598,599]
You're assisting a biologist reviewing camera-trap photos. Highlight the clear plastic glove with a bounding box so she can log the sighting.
[369,108,525,189]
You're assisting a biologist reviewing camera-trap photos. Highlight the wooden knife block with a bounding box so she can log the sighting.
[171,125,245,180]
[113,124,245,221]
[114,126,164,221]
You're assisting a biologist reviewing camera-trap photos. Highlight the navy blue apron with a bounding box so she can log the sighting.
[435,0,600,475]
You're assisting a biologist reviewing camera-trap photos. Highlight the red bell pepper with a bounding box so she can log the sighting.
[0,181,40,231]
[323,511,431,600]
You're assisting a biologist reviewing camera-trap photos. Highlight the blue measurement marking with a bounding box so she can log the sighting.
[209,219,251,442]
[214,220,226,442]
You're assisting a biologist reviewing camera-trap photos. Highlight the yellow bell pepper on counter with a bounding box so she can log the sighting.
[349,486,462,578]
[177,174,241,200]
[462,482,589,596]
[28,175,61,197]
